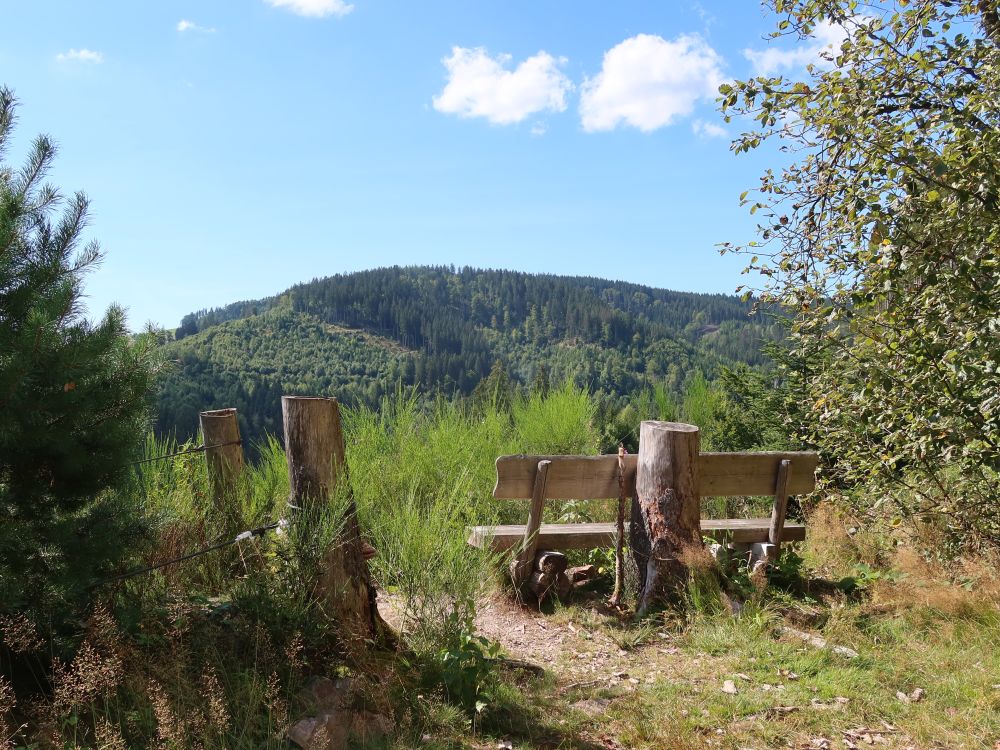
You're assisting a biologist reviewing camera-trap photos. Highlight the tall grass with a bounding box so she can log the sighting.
[344,382,600,648]
[8,381,607,747]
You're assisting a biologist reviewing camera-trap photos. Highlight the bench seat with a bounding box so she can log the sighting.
[467,518,806,552]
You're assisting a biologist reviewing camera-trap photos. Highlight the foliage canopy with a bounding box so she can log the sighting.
[722,1,1000,546]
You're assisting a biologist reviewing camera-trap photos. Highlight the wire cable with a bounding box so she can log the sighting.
[130,439,242,466]
[88,520,284,589]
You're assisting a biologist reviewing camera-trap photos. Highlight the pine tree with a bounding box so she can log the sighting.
[0,88,158,649]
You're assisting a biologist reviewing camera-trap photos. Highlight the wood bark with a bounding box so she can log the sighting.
[281,396,380,653]
[199,408,244,513]
[631,421,702,616]
[509,460,551,590]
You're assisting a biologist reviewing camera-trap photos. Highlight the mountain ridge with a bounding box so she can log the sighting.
[156,265,779,444]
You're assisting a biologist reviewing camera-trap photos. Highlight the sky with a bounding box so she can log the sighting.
[0,0,834,330]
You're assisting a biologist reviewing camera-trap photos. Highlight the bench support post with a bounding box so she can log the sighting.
[767,459,792,562]
[509,460,551,589]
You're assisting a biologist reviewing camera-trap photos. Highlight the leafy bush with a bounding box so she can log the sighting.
[721,1,1000,550]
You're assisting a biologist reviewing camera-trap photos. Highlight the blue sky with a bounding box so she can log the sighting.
[0,1,832,329]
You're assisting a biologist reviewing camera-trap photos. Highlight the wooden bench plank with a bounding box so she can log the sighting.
[467,518,807,551]
[700,452,818,496]
[493,452,817,500]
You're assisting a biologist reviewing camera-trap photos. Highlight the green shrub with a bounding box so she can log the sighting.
[0,88,158,651]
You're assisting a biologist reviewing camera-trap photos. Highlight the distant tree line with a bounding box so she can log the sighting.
[156,266,785,449]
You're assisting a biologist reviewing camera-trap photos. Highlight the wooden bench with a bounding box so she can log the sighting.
[467,451,818,589]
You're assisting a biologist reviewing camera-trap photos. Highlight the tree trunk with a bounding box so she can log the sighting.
[631,421,702,616]
[281,396,380,654]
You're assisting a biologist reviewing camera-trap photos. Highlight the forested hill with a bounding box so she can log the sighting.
[157,266,780,442]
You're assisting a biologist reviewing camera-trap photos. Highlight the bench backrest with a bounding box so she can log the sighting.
[493,451,818,500]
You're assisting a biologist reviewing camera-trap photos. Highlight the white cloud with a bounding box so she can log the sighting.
[264,0,353,18]
[580,33,725,133]
[692,118,727,138]
[177,19,216,33]
[743,20,846,76]
[433,47,572,125]
[55,48,104,64]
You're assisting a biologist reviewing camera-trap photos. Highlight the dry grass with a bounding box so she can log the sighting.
[394,511,1000,750]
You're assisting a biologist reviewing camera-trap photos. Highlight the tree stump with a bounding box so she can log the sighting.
[631,421,703,616]
[282,396,379,653]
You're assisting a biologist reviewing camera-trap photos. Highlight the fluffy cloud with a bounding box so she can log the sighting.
[264,0,353,18]
[55,48,103,64]
[692,119,727,138]
[580,34,725,133]
[743,20,846,76]
[433,47,572,125]
[177,19,216,33]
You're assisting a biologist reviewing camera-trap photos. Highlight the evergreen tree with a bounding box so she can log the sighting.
[0,88,158,649]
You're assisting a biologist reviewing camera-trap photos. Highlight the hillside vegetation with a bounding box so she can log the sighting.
[157,266,782,445]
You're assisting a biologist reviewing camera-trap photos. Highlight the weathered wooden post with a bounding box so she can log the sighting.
[281,396,376,652]
[509,459,551,589]
[200,408,244,511]
[631,421,703,616]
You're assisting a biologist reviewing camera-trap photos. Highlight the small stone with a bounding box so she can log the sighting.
[722,680,738,695]
[909,688,925,703]
[350,712,394,743]
[571,698,610,718]
[287,711,349,750]
[298,677,355,711]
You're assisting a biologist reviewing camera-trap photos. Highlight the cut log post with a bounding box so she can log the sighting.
[631,421,703,616]
[566,565,597,586]
[767,459,792,563]
[281,396,377,653]
[199,408,244,512]
[509,460,551,590]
